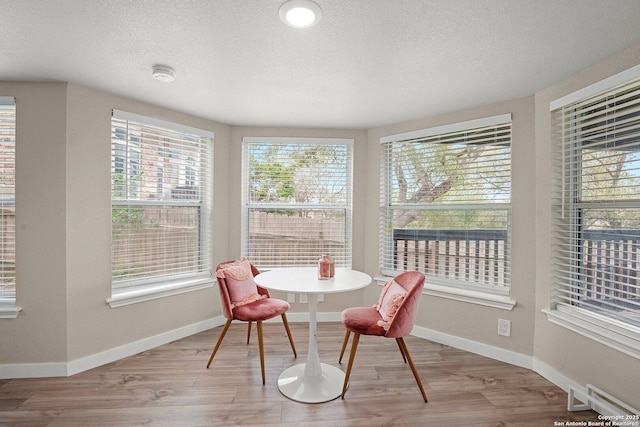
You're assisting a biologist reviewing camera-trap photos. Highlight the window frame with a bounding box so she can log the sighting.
[0,96,19,318]
[106,110,214,308]
[379,114,516,310]
[241,137,354,270]
[546,64,640,359]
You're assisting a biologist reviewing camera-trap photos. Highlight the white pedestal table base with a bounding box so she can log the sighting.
[277,363,345,403]
[252,268,371,404]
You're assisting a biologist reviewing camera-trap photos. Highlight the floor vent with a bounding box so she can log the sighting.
[569,384,639,425]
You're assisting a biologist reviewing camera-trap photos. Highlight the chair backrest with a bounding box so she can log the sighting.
[384,271,425,338]
[215,260,268,320]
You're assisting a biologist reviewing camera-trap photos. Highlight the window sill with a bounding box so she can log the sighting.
[0,303,22,319]
[374,276,516,310]
[543,304,640,360]
[107,276,214,308]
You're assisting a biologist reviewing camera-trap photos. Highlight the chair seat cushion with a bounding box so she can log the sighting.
[233,297,290,321]
[341,306,386,336]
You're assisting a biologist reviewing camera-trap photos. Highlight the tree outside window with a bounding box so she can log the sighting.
[380,116,512,292]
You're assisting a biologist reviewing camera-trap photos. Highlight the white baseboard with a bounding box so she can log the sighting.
[3,311,624,419]
[413,326,637,418]
[0,317,225,379]
[535,360,639,418]
[533,359,620,413]
[1,314,342,379]
[410,324,534,369]
[532,358,581,394]
[0,313,342,379]
[0,362,68,379]
[0,314,535,379]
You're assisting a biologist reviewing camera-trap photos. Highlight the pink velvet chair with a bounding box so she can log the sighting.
[206,259,297,384]
[338,271,427,401]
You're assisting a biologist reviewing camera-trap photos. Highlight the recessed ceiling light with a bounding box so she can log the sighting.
[152,65,175,83]
[279,0,322,28]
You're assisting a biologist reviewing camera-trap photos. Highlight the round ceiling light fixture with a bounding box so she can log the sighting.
[279,0,322,28]
[152,65,175,83]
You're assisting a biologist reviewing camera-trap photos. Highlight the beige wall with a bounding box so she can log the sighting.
[0,82,68,364]
[1,42,639,407]
[63,85,232,360]
[0,82,231,365]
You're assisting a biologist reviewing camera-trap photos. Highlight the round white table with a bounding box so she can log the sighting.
[254,267,371,403]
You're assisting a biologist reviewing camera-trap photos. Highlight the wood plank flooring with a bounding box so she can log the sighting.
[1,322,601,426]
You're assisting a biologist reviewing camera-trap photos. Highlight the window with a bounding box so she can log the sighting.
[548,67,640,356]
[380,115,512,296]
[108,110,213,307]
[242,137,353,269]
[0,97,18,317]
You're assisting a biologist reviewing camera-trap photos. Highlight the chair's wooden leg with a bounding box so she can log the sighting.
[396,337,407,363]
[246,321,252,345]
[397,337,428,402]
[207,319,232,368]
[257,321,266,385]
[280,313,297,357]
[341,333,360,399]
[338,330,351,364]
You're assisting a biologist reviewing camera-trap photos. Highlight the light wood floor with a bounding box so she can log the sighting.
[1,321,600,426]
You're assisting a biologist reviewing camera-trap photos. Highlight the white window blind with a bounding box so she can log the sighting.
[552,75,640,328]
[242,137,353,269]
[0,97,16,306]
[380,115,512,293]
[111,110,213,292]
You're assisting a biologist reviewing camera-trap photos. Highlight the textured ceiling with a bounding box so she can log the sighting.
[2,0,640,129]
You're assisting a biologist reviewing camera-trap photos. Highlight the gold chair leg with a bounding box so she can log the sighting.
[206,319,232,368]
[257,321,266,385]
[246,321,252,345]
[281,313,297,357]
[396,337,407,363]
[338,330,351,363]
[341,333,360,399]
[397,337,428,402]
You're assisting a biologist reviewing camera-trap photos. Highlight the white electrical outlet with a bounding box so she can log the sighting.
[299,294,308,303]
[317,293,324,302]
[498,318,511,337]
[287,293,296,303]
